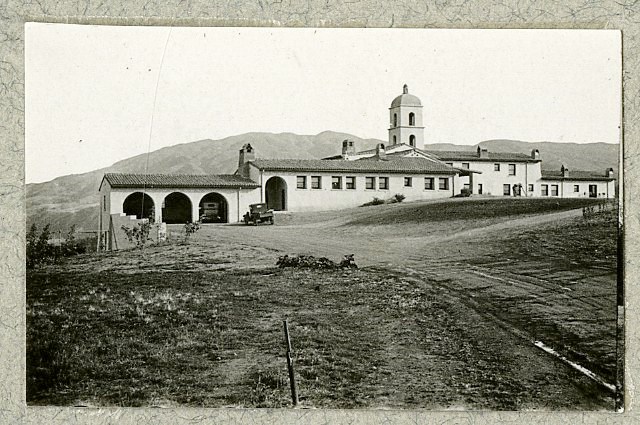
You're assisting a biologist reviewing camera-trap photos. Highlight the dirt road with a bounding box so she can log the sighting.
[191,206,617,409]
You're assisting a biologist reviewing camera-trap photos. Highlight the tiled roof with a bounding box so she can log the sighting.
[102,173,260,189]
[540,170,615,181]
[424,150,538,162]
[251,157,459,174]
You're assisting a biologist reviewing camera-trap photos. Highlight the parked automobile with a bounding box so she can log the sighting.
[243,203,274,225]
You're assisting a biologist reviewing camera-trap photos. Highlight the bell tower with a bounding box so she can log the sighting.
[388,84,424,150]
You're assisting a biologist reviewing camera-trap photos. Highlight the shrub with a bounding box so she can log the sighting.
[390,193,406,203]
[26,224,89,268]
[121,221,152,248]
[184,222,201,241]
[361,197,386,207]
[454,188,472,198]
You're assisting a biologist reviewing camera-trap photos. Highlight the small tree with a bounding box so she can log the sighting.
[184,222,201,242]
[121,221,152,248]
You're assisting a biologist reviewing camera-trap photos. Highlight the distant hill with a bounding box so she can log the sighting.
[26,131,618,233]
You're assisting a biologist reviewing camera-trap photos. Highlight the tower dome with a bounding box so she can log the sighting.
[390,84,422,108]
[388,84,424,149]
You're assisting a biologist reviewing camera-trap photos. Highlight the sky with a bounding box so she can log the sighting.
[25,24,621,183]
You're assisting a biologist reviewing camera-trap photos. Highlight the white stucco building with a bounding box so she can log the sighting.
[98,84,617,249]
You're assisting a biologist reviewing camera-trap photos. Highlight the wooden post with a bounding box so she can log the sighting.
[283,319,299,406]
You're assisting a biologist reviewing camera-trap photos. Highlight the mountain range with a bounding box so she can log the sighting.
[26,131,619,233]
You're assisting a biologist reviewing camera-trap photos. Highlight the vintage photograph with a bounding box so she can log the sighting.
[25,24,622,410]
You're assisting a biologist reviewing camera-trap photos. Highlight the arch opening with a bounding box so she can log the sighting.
[123,192,155,221]
[393,113,397,127]
[265,177,287,211]
[162,192,193,224]
[199,192,229,223]
[409,112,415,126]
[409,135,416,146]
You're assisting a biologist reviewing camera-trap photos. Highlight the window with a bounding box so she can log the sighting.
[446,162,453,167]
[346,176,356,190]
[541,184,549,196]
[393,135,397,144]
[494,163,500,171]
[409,135,416,146]
[439,178,449,190]
[409,112,415,126]
[393,113,397,127]
[296,176,307,189]
[478,184,483,194]
[503,184,511,196]
[463,183,470,191]
[365,177,376,190]
[311,176,322,189]
[103,195,106,211]
[508,164,516,176]
[574,185,580,193]
[424,177,434,190]
[404,177,412,187]
[462,163,470,169]
[551,185,559,196]
[331,176,342,190]
[379,177,389,190]
[528,184,534,193]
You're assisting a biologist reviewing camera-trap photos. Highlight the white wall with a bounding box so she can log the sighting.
[260,171,455,212]
[108,187,261,223]
[444,160,542,196]
[539,180,615,199]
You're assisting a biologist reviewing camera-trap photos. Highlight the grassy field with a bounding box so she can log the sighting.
[26,198,620,410]
[347,197,607,226]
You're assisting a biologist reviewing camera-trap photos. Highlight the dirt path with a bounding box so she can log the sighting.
[205,207,584,267]
[192,206,617,408]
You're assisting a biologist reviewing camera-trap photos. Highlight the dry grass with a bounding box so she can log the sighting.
[26,199,619,410]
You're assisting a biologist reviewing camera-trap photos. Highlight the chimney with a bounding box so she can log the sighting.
[375,143,387,161]
[531,149,540,160]
[561,164,569,178]
[238,143,256,178]
[607,167,614,178]
[342,139,356,159]
[477,145,488,159]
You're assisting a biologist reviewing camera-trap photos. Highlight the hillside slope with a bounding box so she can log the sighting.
[26,132,618,232]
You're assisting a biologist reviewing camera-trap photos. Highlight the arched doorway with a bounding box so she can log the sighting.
[199,192,228,223]
[123,192,155,221]
[162,192,192,224]
[265,177,287,211]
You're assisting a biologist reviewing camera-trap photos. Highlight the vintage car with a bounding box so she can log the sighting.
[243,203,274,225]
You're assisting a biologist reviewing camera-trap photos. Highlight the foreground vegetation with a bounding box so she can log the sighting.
[26,199,619,409]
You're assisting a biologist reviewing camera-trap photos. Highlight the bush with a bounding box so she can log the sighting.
[26,224,89,268]
[121,221,152,248]
[184,222,201,241]
[390,193,406,203]
[361,197,386,207]
[454,188,472,198]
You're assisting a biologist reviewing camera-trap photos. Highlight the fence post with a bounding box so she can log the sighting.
[283,319,299,406]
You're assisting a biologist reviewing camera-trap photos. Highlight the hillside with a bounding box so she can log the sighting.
[26,131,619,232]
